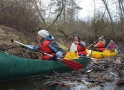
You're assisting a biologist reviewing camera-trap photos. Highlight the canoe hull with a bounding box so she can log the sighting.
[0,52,91,81]
[87,49,118,58]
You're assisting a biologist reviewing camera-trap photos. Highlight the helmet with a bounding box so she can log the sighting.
[38,30,49,38]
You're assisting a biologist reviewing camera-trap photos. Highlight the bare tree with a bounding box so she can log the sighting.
[31,0,64,30]
[0,0,40,31]
[118,0,124,31]
[47,0,64,30]
[101,0,115,36]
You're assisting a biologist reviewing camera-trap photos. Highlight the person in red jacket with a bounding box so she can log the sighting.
[69,35,87,57]
[33,30,63,60]
[93,37,106,51]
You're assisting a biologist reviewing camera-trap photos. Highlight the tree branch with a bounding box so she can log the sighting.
[47,0,64,30]
[32,0,47,29]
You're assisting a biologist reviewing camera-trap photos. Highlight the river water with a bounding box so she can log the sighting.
[0,63,124,90]
[0,77,124,90]
[0,77,46,90]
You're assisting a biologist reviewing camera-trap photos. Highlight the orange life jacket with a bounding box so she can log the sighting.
[95,41,105,51]
[38,40,55,60]
[77,44,87,55]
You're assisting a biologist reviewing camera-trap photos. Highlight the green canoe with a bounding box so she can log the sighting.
[0,52,91,81]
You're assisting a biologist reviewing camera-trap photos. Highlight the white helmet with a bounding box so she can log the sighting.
[38,30,49,38]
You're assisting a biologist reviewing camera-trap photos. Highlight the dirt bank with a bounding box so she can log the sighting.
[0,25,24,45]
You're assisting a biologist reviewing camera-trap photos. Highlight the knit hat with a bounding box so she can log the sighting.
[110,40,114,44]
[38,30,49,38]
[99,36,104,40]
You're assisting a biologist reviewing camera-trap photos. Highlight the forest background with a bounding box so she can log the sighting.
[0,0,124,52]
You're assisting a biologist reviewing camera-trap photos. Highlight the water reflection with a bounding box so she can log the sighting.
[0,77,47,90]
[0,77,124,90]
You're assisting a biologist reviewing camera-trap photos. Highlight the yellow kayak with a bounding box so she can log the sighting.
[86,49,118,58]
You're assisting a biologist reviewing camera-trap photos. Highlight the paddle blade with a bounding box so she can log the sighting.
[59,59,83,70]
[11,39,14,42]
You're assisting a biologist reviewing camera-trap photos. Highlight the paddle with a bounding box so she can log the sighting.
[11,39,83,70]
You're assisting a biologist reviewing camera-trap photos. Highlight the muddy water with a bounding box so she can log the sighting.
[0,77,47,90]
[0,77,124,90]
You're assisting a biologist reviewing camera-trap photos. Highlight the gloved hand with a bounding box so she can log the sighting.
[56,51,63,59]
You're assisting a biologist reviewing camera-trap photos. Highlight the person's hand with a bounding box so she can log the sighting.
[74,41,79,44]
[56,51,63,59]
[93,41,97,44]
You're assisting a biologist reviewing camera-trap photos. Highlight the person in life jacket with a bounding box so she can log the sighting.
[93,37,106,51]
[33,30,63,60]
[69,35,87,57]
[106,40,122,54]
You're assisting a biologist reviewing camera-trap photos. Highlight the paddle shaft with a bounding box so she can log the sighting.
[11,39,28,47]
[87,36,104,49]
[11,39,83,70]
[11,39,53,57]
[87,43,94,49]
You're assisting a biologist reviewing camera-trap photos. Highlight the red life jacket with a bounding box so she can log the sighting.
[38,40,55,60]
[108,44,116,49]
[95,41,105,51]
[77,44,87,55]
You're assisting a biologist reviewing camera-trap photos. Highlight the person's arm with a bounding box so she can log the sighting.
[22,44,39,51]
[106,44,109,49]
[49,41,63,58]
[93,43,98,47]
[33,45,40,51]
[80,41,86,48]
[115,45,122,54]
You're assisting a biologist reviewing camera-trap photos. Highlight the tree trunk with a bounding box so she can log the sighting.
[47,0,64,30]
[102,0,115,36]
[32,0,47,29]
